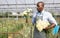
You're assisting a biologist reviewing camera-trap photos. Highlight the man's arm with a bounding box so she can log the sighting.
[44,23,56,30]
[44,13,57,30]
[32,17,36,25]
[32,13,37,25]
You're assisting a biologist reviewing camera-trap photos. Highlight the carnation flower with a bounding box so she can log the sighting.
[36,19,50,32]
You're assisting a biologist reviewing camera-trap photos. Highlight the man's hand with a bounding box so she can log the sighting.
[44,26,49,30]
[44,23,56,30]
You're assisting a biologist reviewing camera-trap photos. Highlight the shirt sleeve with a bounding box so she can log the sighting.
[47,13,57,25]
[32,13,37,25]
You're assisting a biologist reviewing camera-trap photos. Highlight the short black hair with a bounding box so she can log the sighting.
[37,1,44,7]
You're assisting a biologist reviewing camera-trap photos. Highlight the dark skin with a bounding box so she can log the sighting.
[37,3,44,12]
[37,2,55,30]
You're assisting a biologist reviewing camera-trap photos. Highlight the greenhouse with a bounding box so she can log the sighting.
[0,0,60,38]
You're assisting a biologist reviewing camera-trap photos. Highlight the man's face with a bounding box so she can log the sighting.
[37,3,44,12]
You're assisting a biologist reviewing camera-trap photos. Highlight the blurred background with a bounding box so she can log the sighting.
[0,0,60,38]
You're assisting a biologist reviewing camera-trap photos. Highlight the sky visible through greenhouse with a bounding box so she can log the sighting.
[0,0,60,14]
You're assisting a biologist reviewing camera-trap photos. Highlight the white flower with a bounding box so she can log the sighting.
[27,8,32,12]
[36,19,50,32]
[22,11,27,16]
[22,8,32,16]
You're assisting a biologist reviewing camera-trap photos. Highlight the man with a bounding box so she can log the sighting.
[32,1,57,38]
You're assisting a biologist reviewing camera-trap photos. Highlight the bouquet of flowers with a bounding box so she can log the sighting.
[36,19,50,32]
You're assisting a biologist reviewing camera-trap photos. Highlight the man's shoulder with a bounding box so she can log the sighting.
[44,11,52,15]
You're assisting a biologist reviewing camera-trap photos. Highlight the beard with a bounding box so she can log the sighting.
[38,10,41,12]
[37,9,42,13]
[37,7,44,13]
[37,8,43,13]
